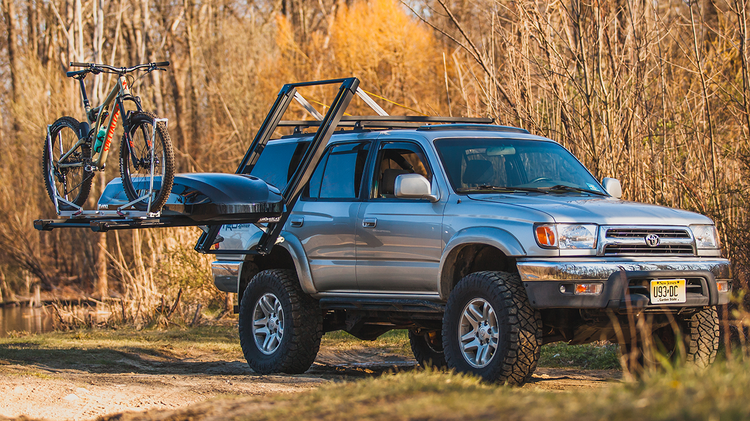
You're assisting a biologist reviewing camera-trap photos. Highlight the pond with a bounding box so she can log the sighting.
[0,305,55,337]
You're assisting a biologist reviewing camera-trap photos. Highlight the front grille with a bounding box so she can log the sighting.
[606,228,691,239]
[604,244,694,255]
[600,226,695,256]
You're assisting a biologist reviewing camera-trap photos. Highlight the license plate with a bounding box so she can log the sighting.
[650,279,686,304]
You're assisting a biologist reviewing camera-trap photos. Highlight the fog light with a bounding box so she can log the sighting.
[574,283,603,295]
[559,285,566,294]
[717,281,731,293]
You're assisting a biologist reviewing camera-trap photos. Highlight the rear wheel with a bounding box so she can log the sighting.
[42,116,93,210]
[409,330,447,369]
[119,111,174,211]
[238,269,323,374]
[442,271,542,385]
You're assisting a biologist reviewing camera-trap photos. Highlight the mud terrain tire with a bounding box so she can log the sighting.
[238,269,322,374]
[683,307,720,366]
[620,306,719,372]
[442,271,542,385]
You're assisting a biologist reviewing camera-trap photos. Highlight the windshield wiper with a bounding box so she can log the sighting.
[546,184,607,196]
[457,185,548,194]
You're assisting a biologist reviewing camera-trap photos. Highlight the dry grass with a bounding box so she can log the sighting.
[98,359,750,421]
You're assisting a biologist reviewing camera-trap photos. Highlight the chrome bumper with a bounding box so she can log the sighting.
[517,258,731,282]
[211,261,243,293]
[517,258,731,309]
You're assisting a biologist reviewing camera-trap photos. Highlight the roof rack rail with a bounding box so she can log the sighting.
[278,116,494,131]
[417,124,529,134]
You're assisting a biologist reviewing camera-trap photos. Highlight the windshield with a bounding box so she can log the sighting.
[434,138,605,195]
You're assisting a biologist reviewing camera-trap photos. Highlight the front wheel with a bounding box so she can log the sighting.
[620,307,719,373]
[42,116,93,210]
[442,271,542,385]
[119,111,174,211]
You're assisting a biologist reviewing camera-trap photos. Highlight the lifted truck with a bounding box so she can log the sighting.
[37,78,731,385]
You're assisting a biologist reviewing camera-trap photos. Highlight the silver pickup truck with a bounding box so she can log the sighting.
[212,121,730,385]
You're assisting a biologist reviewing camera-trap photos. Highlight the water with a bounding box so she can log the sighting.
[0,306,55,337]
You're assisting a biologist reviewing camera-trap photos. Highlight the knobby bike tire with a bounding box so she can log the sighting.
[119,111,175,211]
[41,116,93,210]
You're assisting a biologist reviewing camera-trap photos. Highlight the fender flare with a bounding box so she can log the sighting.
[437,227,526,300]
[244,230,317,295]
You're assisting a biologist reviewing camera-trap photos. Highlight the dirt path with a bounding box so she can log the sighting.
[0,347,621,420]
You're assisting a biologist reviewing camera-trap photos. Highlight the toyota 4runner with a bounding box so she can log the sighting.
[208,79,731,385]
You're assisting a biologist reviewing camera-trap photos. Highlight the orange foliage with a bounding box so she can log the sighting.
[270,0,448,116]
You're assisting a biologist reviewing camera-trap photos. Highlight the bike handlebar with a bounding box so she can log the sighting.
[67,61,170,77]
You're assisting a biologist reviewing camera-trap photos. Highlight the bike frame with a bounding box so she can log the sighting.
[57,74,142,171]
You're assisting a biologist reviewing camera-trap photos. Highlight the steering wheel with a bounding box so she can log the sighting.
[528,177,551,184]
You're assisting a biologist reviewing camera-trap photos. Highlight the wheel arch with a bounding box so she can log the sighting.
[438,227,526,300]
[239,230,316,299]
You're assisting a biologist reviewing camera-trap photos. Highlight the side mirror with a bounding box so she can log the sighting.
[602,177,622,199]
[395,174,439,202]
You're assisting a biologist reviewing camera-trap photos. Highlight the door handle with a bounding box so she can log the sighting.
[290,218,304,228]
[362,218,377,228]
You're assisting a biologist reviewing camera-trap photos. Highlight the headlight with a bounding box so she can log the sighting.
[535,224,598,249]
[690,224,719,249]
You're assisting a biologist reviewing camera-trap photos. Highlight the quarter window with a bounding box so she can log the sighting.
[247,141,308,191]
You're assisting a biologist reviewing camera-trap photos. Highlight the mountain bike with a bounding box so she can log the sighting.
[42,61,175,212]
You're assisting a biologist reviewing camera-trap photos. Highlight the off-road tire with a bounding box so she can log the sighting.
[442,271,542,385]
[42,116,93,209]
[409,330,447,369]
[238,269,322,374]
[684,307,720,366]
[119,111,174,211]
[620,306,719,372]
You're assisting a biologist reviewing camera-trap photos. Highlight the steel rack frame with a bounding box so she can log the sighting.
[36,77,495,257]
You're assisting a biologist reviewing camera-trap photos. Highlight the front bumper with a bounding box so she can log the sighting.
[517,258,731,309]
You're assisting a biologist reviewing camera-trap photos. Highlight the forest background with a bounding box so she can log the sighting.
[0,0,748,322]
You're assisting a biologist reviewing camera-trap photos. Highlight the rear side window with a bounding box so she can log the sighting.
[306,142,370,200]
[249,141,308,191]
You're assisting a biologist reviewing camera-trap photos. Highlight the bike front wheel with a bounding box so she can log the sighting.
[42,116,93,210]
[119,111,175,211]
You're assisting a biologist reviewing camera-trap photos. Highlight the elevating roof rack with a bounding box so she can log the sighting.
[36,77,506,258]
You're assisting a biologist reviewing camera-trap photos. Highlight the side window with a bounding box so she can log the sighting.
[248,141,308,191]
[373,142,432,198]
[305,142,370,200]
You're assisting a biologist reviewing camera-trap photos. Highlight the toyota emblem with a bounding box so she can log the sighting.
[645,234,661,247]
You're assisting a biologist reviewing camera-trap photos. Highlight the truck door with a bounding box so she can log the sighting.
[288,141,370,292]
[356,141,444,293]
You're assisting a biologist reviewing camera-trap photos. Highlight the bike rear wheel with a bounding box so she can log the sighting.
[41,116,93,210]
[119,111,175,211]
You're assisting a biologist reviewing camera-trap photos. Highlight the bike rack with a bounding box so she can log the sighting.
[45,118,168,220]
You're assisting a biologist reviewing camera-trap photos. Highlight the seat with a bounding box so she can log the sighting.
[380,169,411,196]
[462,159,495,186]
